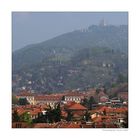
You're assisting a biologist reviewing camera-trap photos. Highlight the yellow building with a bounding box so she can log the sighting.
[16,91,35,105]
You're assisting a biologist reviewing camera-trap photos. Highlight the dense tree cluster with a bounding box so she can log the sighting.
[82,96,96,110]
[12,110,32,124]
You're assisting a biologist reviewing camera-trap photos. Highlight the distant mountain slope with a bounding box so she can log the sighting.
[12,25,128,93]
[13,25,128,71]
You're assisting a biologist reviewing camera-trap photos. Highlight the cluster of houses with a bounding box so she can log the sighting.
[15,89,128,106]
[15,91,86,106]
[12,89,128,128]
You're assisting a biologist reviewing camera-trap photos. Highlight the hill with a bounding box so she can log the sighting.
[12,24,128,94]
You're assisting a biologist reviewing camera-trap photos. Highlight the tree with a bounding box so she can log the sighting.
[32,112,46,123]
[117,74,127,83]
[18,98,29,105]
[122,111,128,128]
[111,83,117,88]
[45,104,62,123]
[84,111,90,122]
[45,109,54,123]
[96,88,101,94]
[89,96,96,110]
[12,95,18,105]
[53,103,61,122]
[103,109,106,116]
[62,96,65,101]
[20,112,32,124]
[66,111,73,122]
[82,98,88,107]
[12,110,20,122]
[103,86,107,94]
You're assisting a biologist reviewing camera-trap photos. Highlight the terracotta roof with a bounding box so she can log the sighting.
[35,95,62,101]
[92,106,128,114]
[33,123,53,128]
[93,116,102,123]
[65,93,84,97]
[18,91,34,97]
[67,123,81,128]
[73,113,81,118]
[17,109,26,115]
[65,101,76,108]
[67,103,87,110]
[73,111,85,116]
[13,104,46,116]
[61,111,67,118]
[82,124,93,128]
[59,123,70,128]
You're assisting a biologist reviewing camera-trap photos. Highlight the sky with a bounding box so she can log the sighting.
[12,12,128,51]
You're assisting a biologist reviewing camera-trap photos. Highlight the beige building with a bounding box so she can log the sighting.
[16,91,35,105]
[64,93,84,103]
[35,95,62,107]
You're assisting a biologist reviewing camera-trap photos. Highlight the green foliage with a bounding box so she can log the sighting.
[107,83,128,99]
[12,95,18,105]
[66,111,73,122]
[82,98,89,107]
[117,74,128,83]
[54,103,61,122]
[82,96,96,110]
[12,110,20,122]
[32,112,47,123]
[45,103,62,123]
[20,112,32,124]
[96,88,101,94]
[89,96,96,110]
[18,98,29,105]
[103,109,106,116]
[62,96,65,101]
[84,111,90,122]
[122,111,128,128]
[12,110,32,124]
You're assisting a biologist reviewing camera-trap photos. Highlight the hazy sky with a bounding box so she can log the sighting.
[12,12,128,51]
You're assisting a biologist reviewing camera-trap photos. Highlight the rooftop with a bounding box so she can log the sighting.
[67,103,87,110]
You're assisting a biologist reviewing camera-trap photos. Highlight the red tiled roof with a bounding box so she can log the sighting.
[67,123,81,128]
[61,111,67,118]
[17,91,34,97]
[13,104,46,116]
[65,93,84,97]
[73,111,85,116]
[73,113,81,118]
[67,103,87,110]
[92,106,128,114]
[93,116,102,123]
[65,101,76,108]
[59,123,70,128]
[35,95,62,101]
[82,124,93,128]
[33,123,53,128]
